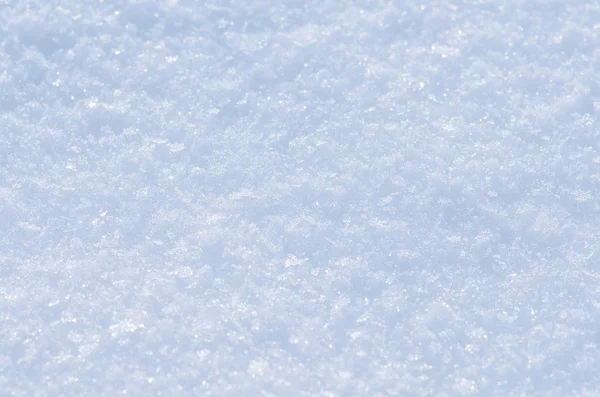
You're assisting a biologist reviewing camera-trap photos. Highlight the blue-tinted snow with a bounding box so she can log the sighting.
[1,0,600,396]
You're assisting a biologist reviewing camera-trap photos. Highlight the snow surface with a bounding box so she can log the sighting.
[1,0,600,396]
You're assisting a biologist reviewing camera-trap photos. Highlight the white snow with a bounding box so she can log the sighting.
[1,0,600,396]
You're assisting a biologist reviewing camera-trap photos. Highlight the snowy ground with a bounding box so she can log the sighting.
[2,0,600,396]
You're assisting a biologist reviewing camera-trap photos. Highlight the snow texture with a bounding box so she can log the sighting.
[1,0,600,396]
